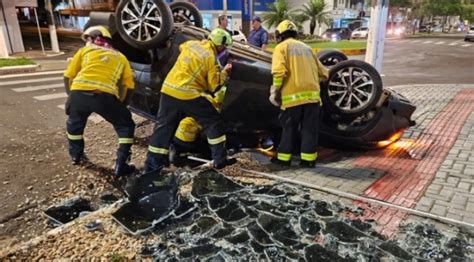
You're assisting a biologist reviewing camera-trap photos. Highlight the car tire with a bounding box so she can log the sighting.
[169,2,203,28]
[115,0,173,50]
[321,60,383,118]
[317,49,348,67]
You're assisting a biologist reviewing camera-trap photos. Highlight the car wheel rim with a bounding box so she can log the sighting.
[323,56,341,66]
[121,0,162,42]
[327,66,375,113]
[172,7,196,25]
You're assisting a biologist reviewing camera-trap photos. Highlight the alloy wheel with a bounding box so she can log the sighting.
[327,67,375,113]
[120,0,163,42]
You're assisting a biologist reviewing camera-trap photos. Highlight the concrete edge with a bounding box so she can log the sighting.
[0,64,39,76]
[387,83,474,89]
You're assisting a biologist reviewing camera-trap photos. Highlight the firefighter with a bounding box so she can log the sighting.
[64,25,136,177]
[171,87,227,161]
[143,28,236,173]
[269,20,329,167]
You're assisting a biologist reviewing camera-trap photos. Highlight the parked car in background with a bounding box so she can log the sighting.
[351,27,368,39]
[232,30,247,42]
[465,26,474,42]
[431,24,443,33]
[322,28,352,41]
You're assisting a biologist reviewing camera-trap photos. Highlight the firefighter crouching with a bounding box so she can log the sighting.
[143,28,236,173]
[269,20,329,168]
[171,87,227,162]
[63,25,136,177]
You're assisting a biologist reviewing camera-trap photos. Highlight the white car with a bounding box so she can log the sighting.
[232,30,247,42]
[465,26,474,42]
[351,27,368,39]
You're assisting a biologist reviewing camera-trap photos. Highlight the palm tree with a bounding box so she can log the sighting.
[299,0,331,35]
[262,0,292,29]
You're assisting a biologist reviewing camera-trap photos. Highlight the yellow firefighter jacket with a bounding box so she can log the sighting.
[174,87,227,143]
[271,38,329,109]
[161,40,228,100]
[64,44,135,101]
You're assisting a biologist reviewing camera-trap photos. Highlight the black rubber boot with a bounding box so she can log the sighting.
[114,163,136,178]
[270,157,291,166]
[114,144,135,178]
[71,155,83,165]
[213,158,237,169]
[299,160,316,168]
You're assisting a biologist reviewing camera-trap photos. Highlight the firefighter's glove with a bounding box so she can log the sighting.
[269,85,281,107]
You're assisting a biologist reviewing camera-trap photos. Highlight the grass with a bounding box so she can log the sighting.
[0,57,36,68]
[268,40,367,49]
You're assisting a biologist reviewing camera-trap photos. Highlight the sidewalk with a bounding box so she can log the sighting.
[269,83,474,237]
[8,50,68,73]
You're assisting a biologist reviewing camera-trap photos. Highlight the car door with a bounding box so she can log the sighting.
[342,28,350,39]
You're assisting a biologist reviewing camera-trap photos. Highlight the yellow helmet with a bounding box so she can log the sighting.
[276,20,297,35]
[208,28,232,47]
[82,25,112,42]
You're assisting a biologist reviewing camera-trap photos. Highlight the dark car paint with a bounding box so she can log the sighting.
[322,28,352,40]
[87,12,416,150]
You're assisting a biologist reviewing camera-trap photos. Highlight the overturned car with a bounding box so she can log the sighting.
[85,0,415,150]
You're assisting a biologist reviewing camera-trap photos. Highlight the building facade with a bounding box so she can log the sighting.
[192,0,368,34]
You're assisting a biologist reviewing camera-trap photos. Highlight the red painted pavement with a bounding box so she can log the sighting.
[352,89,474,236]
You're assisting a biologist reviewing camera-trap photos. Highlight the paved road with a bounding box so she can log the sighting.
[0,71,104,125]
[381,37,474,86]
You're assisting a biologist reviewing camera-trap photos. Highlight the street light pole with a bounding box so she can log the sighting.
[365,0,389,73]
[45,0,60,53]
[223,0,227,16]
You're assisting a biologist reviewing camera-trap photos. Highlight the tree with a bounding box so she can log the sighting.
[390,0,413,8]
[422,0,464,31]
[291,13,309,33]
[462,4,474,23]
[298,0,331,35]
[262,0,292,29]
[422,0,463,17]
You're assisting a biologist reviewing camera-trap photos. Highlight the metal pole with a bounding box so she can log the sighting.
[34,7,45,55]
[249,0,254,19]
[46,0,60,52]
[223,0,227,16]
[365,0,389,73]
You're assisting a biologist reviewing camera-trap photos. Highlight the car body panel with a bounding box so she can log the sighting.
[351,27,368,39]
[232,30,247,42]
[465,26,474,42]
[86,12,416,150]
[322,28,352,40]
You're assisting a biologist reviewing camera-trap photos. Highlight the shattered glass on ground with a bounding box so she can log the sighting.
[110,170,472,261]
[43,196,93,226]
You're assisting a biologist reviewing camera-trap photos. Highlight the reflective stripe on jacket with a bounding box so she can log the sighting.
[161,40,228,100]
[271,38,329,109]
[64,44,135,101]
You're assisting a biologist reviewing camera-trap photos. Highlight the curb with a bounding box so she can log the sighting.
[266,47,366,56]
[0,64,39,76]
[313,48,366,56]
